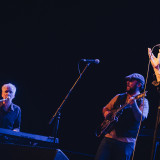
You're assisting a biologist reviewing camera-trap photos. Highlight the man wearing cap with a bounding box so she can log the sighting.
[0,83,21,132]
[95,73,149,160]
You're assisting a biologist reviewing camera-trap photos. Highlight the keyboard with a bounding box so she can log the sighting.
[0,128,58,148]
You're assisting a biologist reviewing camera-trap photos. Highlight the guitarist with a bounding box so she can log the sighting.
[95,73,149,160]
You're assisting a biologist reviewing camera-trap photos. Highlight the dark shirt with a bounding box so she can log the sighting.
[114,93,143,138]
[0,103,21,130]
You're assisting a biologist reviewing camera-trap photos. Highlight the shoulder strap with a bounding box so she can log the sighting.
[113,93,127,109]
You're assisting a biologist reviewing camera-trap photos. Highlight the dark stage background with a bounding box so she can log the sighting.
[0,0,160,159]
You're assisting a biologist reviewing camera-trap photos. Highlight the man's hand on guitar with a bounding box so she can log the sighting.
[128,97,136,106]
[103,110,110,117]
[104,111,114,120]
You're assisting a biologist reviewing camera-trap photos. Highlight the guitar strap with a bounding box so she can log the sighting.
[113,93,127,110]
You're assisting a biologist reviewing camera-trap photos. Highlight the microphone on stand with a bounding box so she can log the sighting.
[81,59,100,64]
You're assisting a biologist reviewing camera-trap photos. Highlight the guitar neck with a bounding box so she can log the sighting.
[115,92,145,113]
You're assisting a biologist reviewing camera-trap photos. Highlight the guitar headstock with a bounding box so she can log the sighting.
[135,91,148,100]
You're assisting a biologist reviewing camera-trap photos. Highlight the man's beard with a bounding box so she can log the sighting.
[126,86,137,94]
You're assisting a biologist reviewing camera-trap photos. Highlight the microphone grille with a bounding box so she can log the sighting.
[95,59,100,64]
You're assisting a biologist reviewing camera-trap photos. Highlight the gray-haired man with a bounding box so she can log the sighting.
[0,83,21,132]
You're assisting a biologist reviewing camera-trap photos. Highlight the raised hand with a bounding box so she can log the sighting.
[148,48,160,82]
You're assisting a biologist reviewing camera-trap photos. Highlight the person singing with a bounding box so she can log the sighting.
[0,83,21,132]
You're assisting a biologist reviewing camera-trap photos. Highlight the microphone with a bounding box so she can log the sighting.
[0,97,10,102]
[0,98,8,107]
[81,59,100,64]
[0,98,8,102]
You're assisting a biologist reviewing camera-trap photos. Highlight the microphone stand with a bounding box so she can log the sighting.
[149,45,160,160]
[49,63,91,144]
[151,81,160,160]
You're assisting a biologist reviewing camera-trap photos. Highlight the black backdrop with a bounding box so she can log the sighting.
[0,0,160,159]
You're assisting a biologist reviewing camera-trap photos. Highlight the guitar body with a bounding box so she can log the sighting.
[95,110,121,137]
